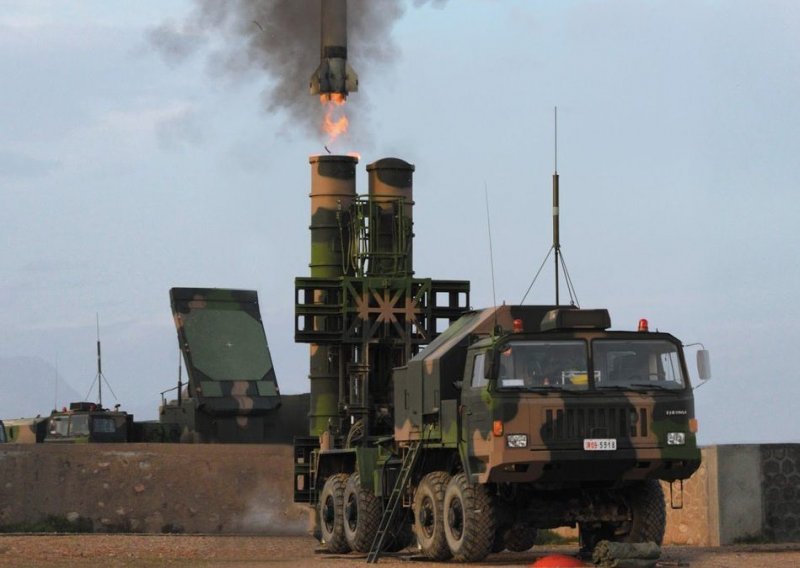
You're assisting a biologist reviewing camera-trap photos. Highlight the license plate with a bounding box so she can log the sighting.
[583,438,617,451]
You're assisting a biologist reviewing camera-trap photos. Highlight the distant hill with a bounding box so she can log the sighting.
[0,356,81,419]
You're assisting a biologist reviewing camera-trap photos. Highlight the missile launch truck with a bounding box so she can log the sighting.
[293,155,708,562]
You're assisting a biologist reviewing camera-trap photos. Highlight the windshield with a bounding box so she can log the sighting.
[49,416,70,437]
[593,339,685,390]
[496,340,589,391]
[92,417,117,433]
[70,414,90,436]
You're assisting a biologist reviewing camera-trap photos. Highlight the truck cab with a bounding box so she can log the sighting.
[460,308,701,486]
[389,304,707,559]
[44,402,131,443]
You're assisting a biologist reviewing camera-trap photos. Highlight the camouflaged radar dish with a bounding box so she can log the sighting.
[166,288,281,442]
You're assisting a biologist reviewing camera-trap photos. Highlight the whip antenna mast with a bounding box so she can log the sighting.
[85,314,118,408]
[96,314,102,407]
[553,107,561,305]
[484,183,499,331]
[520,107,579,306]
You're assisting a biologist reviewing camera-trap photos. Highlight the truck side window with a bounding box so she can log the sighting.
[471,353,487,389]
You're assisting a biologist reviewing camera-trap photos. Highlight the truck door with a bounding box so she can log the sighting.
[460,352,493,481]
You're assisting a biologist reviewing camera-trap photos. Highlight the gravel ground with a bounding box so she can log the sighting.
[1,535,800,568]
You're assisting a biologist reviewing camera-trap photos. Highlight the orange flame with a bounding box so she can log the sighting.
[320,94,349,146]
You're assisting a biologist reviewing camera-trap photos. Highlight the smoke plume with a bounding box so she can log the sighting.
[149,0,447,144]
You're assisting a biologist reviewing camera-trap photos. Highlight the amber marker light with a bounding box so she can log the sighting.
[689,418,699,433]
[493,420,504,437]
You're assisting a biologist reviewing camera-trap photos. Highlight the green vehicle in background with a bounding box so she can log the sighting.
[0,420,6,443]
[44,402,132,443]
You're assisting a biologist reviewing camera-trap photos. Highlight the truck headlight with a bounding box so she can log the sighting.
[507,434,528,448]
[667,432,686,446]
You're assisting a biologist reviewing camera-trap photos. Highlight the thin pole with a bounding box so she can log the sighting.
[553,107,560,305]
[96,314,102,407]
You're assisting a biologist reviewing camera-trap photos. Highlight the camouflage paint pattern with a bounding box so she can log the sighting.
[294,157,470,507]
[307,155,357,436]
[166,287,281,442]
[395,305,700,488]
[366,158,414,276]
[295,155,701,557]
[297,156,469,440]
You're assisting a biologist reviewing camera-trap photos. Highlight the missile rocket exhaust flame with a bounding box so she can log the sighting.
[320,93,350,147]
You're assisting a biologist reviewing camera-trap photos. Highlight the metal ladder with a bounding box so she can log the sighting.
[366,440,422,563]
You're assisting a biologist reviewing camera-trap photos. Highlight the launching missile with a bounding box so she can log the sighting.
[310,0,358,98]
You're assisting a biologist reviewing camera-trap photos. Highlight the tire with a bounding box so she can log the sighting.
[621,480,666,544]
[443,473,496,562]
[319,473,351,553]
[580,480,666,552]
[412,471,451,560]
[503,524,537,552]
[343,473,381,553]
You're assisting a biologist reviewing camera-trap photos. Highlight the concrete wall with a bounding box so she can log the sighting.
[2,443,799,544]
[664,444,800,545]
[0,444,310,534]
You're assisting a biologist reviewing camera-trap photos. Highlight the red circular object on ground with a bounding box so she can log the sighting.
[530,554,587,567]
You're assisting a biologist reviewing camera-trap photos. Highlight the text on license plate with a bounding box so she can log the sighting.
[583,438,617,451]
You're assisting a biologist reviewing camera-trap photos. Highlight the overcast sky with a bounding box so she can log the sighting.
[1,1,798,445]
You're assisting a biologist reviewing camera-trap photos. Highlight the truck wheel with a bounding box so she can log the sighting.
[319,473,351,553]
[621,480,666,544]
[503,524,538,552]
[581,480,667,551]
[413,471,452,560]
[343,473,381,553]
[443,473,496,562]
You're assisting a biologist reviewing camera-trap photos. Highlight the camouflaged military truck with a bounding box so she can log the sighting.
[293,156,710,563]
[44,402,132,443]
[298,303,708,562]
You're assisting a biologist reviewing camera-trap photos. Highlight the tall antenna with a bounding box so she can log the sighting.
[520,107,580,306]
[484,183,501,333]
[484,183,498,313]
[553,106,560,305]
[96,314,102,407]
[85,314,118,407]
[53,353,59,412]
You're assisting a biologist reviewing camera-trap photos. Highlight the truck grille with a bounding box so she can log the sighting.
[541,407,648,441]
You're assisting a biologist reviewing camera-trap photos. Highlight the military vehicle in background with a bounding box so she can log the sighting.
[0,420,6,443]
[2,407,129,444]
[159,288,285,443]
[4,417,48,443]
[292,155,710,562]
[43,402,132,443]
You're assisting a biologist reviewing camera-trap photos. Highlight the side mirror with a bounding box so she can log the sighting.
[697,349,711,381]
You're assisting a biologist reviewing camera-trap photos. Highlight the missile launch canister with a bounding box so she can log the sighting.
[310,0,358,98]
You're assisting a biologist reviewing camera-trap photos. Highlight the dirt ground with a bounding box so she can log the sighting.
[1,535,799,568]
